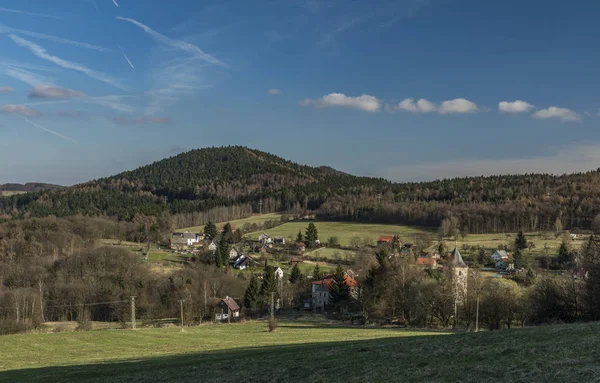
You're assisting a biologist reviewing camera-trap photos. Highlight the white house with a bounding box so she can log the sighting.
[229,248,239,259]
[208,241,217,253]
[258,233,272,245]
[274,267,284,280]
[491,250,509,262]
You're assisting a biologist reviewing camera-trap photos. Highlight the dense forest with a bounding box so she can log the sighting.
[3,146,600,233]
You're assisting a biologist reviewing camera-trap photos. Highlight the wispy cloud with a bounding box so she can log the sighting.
[29,85,86,99]
[0,7,62,20]
[389,97,479,114]
[117,45,134,69]
[0,61,55,86]
[533,106,580,122]
[22,117,78,143]
[116,17,226,67]
[268,89,280,95]
[499,100,534,113]
[24,94,137,114]
[383,144,600,182]
[0,104,42,117]
[112,0,119,7]
[57,110,87,118]
[0,87,13,93]
[0,23,109,52]
[9,35,125,89]
[301,93,381,112]
[112,115,173,125]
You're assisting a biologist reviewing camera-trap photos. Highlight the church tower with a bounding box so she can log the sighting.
[450,247,468,303]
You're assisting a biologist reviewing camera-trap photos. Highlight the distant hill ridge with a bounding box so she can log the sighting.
[2,146,600,233]
[0,183,64,193]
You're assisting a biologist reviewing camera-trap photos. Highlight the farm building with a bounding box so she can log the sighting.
[215,297,240,321]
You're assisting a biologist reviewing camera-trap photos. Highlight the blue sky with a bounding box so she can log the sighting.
[1,0,599,185]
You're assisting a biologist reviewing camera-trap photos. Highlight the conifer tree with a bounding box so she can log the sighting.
[296,230,304,244]
[557,240,573,266]
[312,263,324,281]
[289,263,303,284]
[204,221,217,240]
[329,264,349,305]
[305,223,318,248]
[515,231,527,251]
[260,264,277,297]
[244,275,261,311]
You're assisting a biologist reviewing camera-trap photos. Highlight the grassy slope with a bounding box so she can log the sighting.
[179,213,284,233]
[1,321,600,382]
[247,221,435,247]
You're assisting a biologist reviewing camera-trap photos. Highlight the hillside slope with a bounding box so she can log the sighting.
[1,321,598,382]
[2,146,600,233]
[0,183,63,193]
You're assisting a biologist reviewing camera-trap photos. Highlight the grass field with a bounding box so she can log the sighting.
[247,221,435,247]
[305,247,357,261]
[454,232,583,256]
[0,190,27,197]
[179,213,283,233]
[2,321,600,382]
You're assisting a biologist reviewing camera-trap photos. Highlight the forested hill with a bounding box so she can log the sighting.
[2,146,600,233]
[0,183,64,193]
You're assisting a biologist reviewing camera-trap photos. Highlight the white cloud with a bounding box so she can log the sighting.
[268,89,280,95]
[9,35,124,90]
[382,144,600,182]
[395,98,437,113]
[533,106,580,122]
[0,62,55,86]
[22,117,78,143]
[116,17,226,67]
[439,98,479,114]
[29,85,86,99]
[392,97,478,114]
[0,104,42,116]
[0,87,13,93]
[301,93,381,112]
[499,100,534,113]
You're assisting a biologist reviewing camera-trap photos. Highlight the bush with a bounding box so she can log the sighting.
[268,317,278,332]
[0,319,28,335]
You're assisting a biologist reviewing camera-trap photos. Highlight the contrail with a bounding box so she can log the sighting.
[0,7,62,20]
[112,0,119,7]
[118,45,134,69]
[9,34,125,90]
[0,23,110,52]
[22,117,78,143]
[116,16,226,67]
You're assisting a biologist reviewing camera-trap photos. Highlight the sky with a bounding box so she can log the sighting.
[1,0,599,185]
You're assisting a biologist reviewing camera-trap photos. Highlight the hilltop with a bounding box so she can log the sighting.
[0,182,63,193]
[2,146,600,233]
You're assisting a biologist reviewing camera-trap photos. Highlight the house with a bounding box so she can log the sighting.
[229,247,239,259]
[296,242,306,252]
[274,236,286,245]
[215,296,240,321]
[491,250,509,262]
[170,236,189,250]
[311,273,359,312]
[232,254,257,270]
[289,256,304,265]
[267,266,284,280]
[377,236,394,247]
[170,231,203,250]
[258,233,272,245]
[208,241,218,253]
[495,259,514,271]
[416,257,438,268]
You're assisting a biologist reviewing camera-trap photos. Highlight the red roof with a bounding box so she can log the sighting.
[377,236,394,242]
[312,274,359,288]
[296,242,305,247]
[416,258,436,266]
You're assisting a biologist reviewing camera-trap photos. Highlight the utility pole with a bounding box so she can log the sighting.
[270,292,275,323]
[376,193,382,205]
[258,199,264,215]
[130,296,136,330]
[178,299,184,332]
[475,288,480,333]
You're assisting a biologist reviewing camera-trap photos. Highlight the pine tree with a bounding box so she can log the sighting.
[329,264,349,305]
[289,263,303,284]
[260,265,277,297]
[305,223,318,248]
[296,230,303,244]
[513,248,524,269]
[557,240,573,266]
[312,264,323,281]
[515,231,527,251]
[244,275,261,310]
[217,236,229,268]
[204,221,217,240]
[222,222,234,244]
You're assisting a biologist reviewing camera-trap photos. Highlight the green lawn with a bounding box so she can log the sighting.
[454,232,583,256]
[247,221,434,247]
[2,321,600,382]
[0,191,27,197]
[178,213,284,233]
[305,247,357,261]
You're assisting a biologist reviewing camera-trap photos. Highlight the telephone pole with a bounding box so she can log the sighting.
[270,292,275,323]
[130,296,136,330]
[178,299,184,332]
[258,199,264,215]
[376,193,382,204]
[475,289,480,332]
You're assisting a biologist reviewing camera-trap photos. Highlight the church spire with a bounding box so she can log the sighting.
[451,247,467,268]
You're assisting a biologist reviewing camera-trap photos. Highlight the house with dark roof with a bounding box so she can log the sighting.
[491,250,509,262]
[215,296,240,321]
[170,231,202,250]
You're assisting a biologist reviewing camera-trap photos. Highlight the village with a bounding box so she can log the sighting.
[166,221,540,322]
